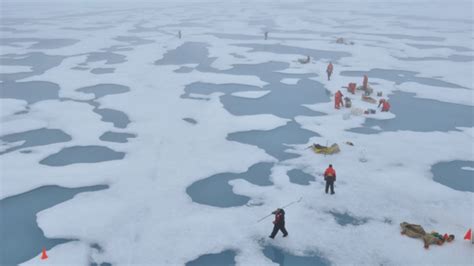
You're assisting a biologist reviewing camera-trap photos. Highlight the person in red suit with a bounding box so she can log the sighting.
[363,74,368,89]
[326,62,334,81]
[335,90,343,109]
[269,208,288,239]
[378,99,391,112]
[324,164,336,194]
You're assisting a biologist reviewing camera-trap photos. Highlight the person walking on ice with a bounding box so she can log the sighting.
[324,164,336,194]
[326,62,333,81]
[269,208,288,239]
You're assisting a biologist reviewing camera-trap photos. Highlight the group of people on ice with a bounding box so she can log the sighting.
[266,62,472,249]
[327,63,391,113]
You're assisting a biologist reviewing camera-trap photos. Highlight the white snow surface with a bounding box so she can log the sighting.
[20,242,90,266]
[0,65,33,74]
[1,0,473,265]
[1,99,28,121]
[280,78,300,85]
[231,90,271,99]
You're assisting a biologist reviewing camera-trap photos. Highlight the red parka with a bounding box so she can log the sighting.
[378,99,391,112]
[273,209,285,225]
[327,63,333,74]
[334,90,343,109]
[324,166,336,181]
[382,101,391,112]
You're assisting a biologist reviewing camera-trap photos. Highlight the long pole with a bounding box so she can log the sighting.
[256,213,273,223]
[257,197,303,223]
[281,197,303,209]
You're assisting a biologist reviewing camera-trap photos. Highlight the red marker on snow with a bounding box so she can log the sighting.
[464,228,472,241]
[41,248,48,260]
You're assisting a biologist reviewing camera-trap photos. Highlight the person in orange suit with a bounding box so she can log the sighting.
[378,99,391,112]
[335,90,343,109]
[348,82,356,94]
[326,62,334,81]
[363,74,368,89]
[324,164,336,194]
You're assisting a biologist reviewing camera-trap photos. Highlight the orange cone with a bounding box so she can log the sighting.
[464,229,472,240]
[41,248,48,260]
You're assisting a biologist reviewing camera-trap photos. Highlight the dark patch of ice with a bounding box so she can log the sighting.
[0,52,65,81]
[155,42,215,70]
[183,78,328,119]
[328,210,370,226]
[0,37,79,49]
[0,81,60,104]
[99,131,136,143]
[39,145,125,166]
[432,160,474,192]
[186,250,236,266]
[91,68,115,74]
[114,36,154,46]
[357,32,445,41]
[93,108,131,128]
[406,43,472,52]
[227,121,319,161]
[84,52,127,65]
[287,169,315,185]
[263,245,330,266]
[186,162,273,207]
[0,128,71,155]
[76,84,130,99]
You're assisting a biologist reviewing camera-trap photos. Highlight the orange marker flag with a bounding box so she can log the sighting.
[464,229,472,240]
[41,248,48,260]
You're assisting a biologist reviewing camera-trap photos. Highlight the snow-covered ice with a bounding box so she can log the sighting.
[0,65,33,74]
[0,0,473,265]
[280,78,300,85]
[231,90,271,99]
